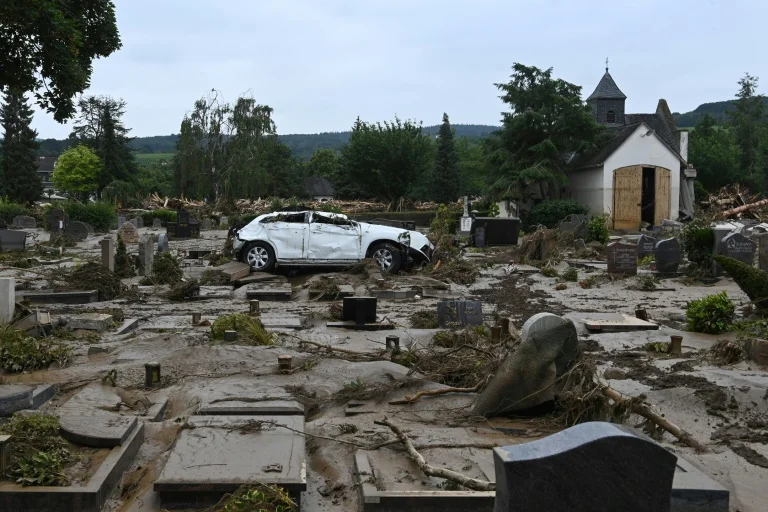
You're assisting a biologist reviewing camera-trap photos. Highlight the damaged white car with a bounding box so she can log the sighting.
[232,210,433,273]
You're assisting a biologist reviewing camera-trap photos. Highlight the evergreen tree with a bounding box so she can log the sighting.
[729,73,767,183]
[0,90,43,204]
[433,113,460,203]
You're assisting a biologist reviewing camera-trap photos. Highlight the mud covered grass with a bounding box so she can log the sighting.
[211,313,276,346]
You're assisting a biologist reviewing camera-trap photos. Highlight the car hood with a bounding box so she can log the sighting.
[358,221,432,252]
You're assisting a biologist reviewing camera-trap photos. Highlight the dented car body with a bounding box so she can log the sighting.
[233,210,433,273]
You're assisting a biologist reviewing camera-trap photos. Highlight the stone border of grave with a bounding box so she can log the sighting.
[353,450,495,511]
[0,424,144,512]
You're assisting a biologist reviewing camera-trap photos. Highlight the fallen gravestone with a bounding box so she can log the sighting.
[606,242,637,275]
[637,234,657,260]
[474,313,578,416]
[655,238,681,273]
[12,215,36,229]
[118,221,139,243]
[64,220,90,242]
[158,233,169,253]
[0,230,26,252]
[437,299,483,328]
[493,421,677,512]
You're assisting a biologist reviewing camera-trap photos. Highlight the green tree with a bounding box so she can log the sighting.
[729,73,767,182]
[455,137,487,196]
[485,63,604,201]
[0,1,122,121]
[305,149,340,179]
[0,90,43,204]
[433,113,460,203]
[52,145,102,201]
[70,96,137,195]
[689,114,741,191]
[339,116,435,203]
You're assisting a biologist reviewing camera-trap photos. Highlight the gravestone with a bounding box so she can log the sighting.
[474,313,578,416]
[557,214,588,233]
[118,221,139,244]
[636,234,657,260]
[220,216,229,227]
[128,218,141,230]
[0,278,13,325]
[459,196,473,234]
[475,227,486,248]
[606,242,637,275]
[158,233,169,253]
[117,214,126,229]
[437,299,483,328]
[342,297,377,324]
[201,218,213,231]
[175,209,192,238]
[12,215,36,229]
[152,218,162,229]
[0,230,26,252]
[100,237,115,272]
[655,238,682,274]
[136,217,144,228]
[493,421,677,512]
[47,208,68,233]
[64,220,90,242]
[718,232,756,268]
[138,235,154,277]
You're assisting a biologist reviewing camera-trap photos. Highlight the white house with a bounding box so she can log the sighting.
[569,68,696,229]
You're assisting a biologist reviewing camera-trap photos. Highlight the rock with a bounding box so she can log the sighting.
[603,368,627,380]
[473,313,579,416]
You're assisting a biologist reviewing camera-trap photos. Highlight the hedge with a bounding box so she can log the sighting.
[713,255,768,308]
[141,209,177,226]
[525,200,589,230]
[350,210,463,228]
[46,201,117,233]
[0,202,32,226]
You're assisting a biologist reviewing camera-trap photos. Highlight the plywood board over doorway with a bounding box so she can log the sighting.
[612,166,642,229]
[654,167,671,224]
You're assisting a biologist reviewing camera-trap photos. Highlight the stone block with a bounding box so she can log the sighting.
[60,414,138,448]
[100,237,115,272]
[138,234,154,276]
[0,229,27,252]
[12,215,36,229]
[493,422,677,512]
[343,296,377,324]
[158,233,169,253]
[246,284,293,301]
[68,313,113,332]
[744,338,768,366]
[152,218,163,228]
[0,385,33,416]
[215,261,251,282]
[115,318,140,335]
[23,290,100,305]
[0,277,13,325]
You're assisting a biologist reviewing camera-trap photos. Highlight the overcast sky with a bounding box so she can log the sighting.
[31,0,768,139]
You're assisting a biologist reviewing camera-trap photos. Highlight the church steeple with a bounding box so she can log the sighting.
[587,62,626,125]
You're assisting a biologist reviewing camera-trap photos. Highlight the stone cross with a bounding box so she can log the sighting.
[654,238,681,273]
[606,242,637,275]
[100,237,115,272]
[493,421,677,512]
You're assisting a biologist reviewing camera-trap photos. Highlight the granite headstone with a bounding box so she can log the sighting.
[12,215,36,229]
[437,299,483,328]
[47,208,68,233]
[654,238,682,274]
[606,242,637,275]
[64,220,90,242]
[718,232,756,267]
[475,226,486,248]
[152,218,162,229]
[636,235,657,260]
[118,221,139,244]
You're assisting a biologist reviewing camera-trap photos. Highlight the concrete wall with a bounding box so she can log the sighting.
[603,124,681,220]
[568,167,604,216]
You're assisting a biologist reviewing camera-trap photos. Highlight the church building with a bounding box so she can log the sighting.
[569,66,697,229]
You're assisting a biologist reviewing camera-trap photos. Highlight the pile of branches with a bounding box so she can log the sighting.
[145,193,206,211]
[701,185,768,221]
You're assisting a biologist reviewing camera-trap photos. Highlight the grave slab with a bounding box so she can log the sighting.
[59,413,138,448]
[187,249,212,259]
[0,384,33,416]
[67,313,113,331]
[260,313,302,330]
[371,289,418,300]
[154,415,306,506]
[437,299,483,328]
[578,313,659,333]
[213,261,251,282]
[30,384,57,410]
[22,290,99,305]
[0,423,144,512]
[58,383,169,424]
[246,284,292,301]
[326,320,395,331]
[235,273,289,286]
[198,399,305,416]
[309,284,356,299]
[115,318,140,335]
[671,456,729,511]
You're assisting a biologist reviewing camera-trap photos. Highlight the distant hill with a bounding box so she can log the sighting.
[36,124,499,160]
[673,97,768,127]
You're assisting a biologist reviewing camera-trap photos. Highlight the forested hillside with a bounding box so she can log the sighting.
[673,97,768,127]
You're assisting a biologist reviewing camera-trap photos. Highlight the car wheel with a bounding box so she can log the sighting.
[242,242,276,272]
[371,243,402,274]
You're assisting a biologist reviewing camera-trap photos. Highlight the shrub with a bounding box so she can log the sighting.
[211,313,275,345]
[686,291,735,334]
[149,252,183,285]
[693,180,709,201]
[713,255,768,308]
[525,200,589,230]
[0,201,31,225]
[541,265,558,277]
[114,236,136,278]
[65,262,124,301]
[562,267,578,282]
[682,224,714,271]
[141,209,177,226]
[0,327,72,373]
[50,201,117,232]
[587,215,610,244]
[214,484,297,512]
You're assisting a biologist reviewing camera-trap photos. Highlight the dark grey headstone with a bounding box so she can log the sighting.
[718,232,756,267]
[655,238,682,273]
[136,216,144,228]
[475,226,486,248]
[201,218,213,231]
[0,229,27,252]
[64,220,90,242]
[47,208,68,233]
[342,296,377,324]
[158,233,169,253]
[437,299,483,328]
[606,242,637,275]
[175,209,192,238]
[637,235,657,260]
[493,421,677,512]
[12,215,36,229]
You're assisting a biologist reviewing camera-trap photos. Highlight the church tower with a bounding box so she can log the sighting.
[587,61,626,125]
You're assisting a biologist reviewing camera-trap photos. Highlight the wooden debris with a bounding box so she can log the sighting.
[389,380,486,405]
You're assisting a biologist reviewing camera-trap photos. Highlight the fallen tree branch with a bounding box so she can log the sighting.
[722,197,768,217]
[602,387,707,452]
[297,339,383,360]
[374,418,495,491]
[389,380,485,405]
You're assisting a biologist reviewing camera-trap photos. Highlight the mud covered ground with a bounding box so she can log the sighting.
[1,226,766,511]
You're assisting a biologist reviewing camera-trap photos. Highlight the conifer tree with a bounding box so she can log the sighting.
[0,90,43,204]
[433,113,459,203]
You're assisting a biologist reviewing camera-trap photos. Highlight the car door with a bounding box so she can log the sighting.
[263,212,309,260]
[307,212,362,261]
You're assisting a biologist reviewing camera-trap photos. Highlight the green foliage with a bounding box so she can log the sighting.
[0,200,31,225]
[53,145,103,199]
[525,199,588,230]
[304,148,340,178]
[485,63,605,201]
[53,200,116,232]
[693,180,709,200]
[268,197,285,212]
[635,274,659,291]
[0,0,122,122]
[674,97,768,127]
[409,310,439,329]
[141,209,177,226]
[0,327,72,373]
[433,113,460,203]
[318,202,343,214]
[686,291,735,334]
[214,485,296,512]
[114,236,135,278]
[713,255,768,308]
[729,73,767,186]
[541,265,558,277]
[352,210,459,228]
[338,116,435,203]
[562,267,578,282]
[0,413,73,486]
[211,313,275,346]
[150,252,183,285]
[682,224,715,272]
[587,215,609,244]
[429,204,460,260]
[0,90,43,203]
[689,115,742,191]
